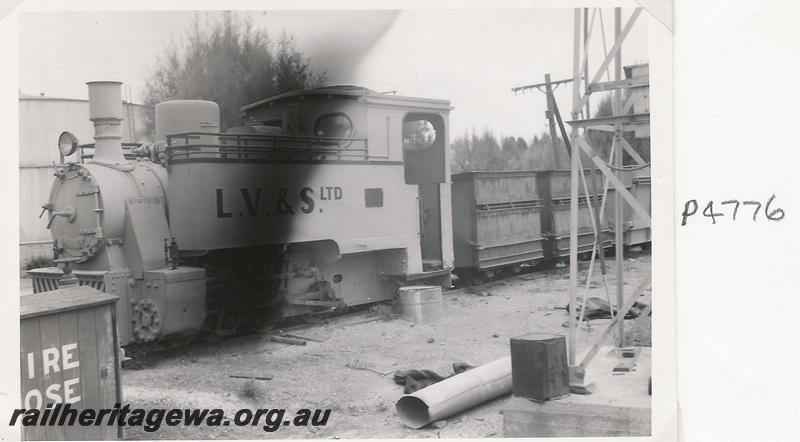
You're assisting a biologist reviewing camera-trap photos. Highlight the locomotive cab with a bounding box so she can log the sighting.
[167,85,454,319]
[238,86,453,274]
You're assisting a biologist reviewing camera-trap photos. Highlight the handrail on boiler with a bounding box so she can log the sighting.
[164,131,375,162]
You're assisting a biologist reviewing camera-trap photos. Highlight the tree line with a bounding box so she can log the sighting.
[451,94,650,173]
[141,12,648,173]
[142,12,326,138]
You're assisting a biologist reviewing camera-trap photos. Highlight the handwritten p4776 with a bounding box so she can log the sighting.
[681,195,786,226]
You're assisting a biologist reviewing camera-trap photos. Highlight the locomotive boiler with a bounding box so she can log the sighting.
[31,82,454,344]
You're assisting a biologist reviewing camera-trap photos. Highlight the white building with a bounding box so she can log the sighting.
[19,94,149,266]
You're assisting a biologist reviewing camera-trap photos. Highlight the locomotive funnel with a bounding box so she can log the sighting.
[86,81,126,163]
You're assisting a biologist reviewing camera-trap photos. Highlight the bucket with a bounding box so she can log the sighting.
[397,286,443,324]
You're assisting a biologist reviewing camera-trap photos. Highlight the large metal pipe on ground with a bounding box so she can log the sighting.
[395,356,512,429]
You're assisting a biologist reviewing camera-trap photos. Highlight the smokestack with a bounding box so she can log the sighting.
[86,81,126,163]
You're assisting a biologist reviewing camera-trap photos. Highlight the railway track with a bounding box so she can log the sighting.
[121,245,650,369]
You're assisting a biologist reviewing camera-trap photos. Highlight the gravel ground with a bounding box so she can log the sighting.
[121,252,651,440]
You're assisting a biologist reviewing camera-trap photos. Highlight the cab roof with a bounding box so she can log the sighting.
[241,84,452,113]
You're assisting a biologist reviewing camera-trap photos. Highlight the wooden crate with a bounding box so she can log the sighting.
[20,286,121,440]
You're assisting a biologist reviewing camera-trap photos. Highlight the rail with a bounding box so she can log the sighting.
[165,132,373,162]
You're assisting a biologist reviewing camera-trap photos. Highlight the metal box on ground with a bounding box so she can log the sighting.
[20,285,121,440]
[397,286,443,324]
[510,333,569,402]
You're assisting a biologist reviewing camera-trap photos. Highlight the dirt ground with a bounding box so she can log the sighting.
[121,252,651,440]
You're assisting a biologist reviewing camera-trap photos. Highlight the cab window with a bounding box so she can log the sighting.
[314,113,353,139]
[403,120,437,151]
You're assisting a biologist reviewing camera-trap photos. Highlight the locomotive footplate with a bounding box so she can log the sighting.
[287,299,347,308]
[400,268,453,289]
[404,268,452,281]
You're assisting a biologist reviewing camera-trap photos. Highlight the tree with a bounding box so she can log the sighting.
[274,32,326,93]
[516,137,528,152]
[448,89,649,174]
[501,136,522,166]
[450,133,474,174]
[512,133,563,170]
[450,129,506,173]
[142,12,326,140]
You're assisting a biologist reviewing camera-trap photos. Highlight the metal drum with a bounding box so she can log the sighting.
[398,286,443,324]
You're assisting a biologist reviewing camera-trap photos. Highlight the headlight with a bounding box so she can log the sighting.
[57,131,79,157]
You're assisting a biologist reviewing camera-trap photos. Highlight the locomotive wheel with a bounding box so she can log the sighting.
[303,304,348,324]
[132,299,162,343]
[303,313,326,325]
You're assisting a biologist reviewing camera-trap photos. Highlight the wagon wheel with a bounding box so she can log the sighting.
[534,259,558,271]
[457,268,488,286]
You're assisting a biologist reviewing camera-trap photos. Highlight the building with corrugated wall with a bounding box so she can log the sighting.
[19,94,149,266]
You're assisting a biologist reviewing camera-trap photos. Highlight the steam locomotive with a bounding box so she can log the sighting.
[30,81,650,345]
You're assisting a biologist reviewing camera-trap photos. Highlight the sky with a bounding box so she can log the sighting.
[17,8,648,142]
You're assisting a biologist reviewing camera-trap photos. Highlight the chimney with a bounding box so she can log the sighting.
[86,81,126,163]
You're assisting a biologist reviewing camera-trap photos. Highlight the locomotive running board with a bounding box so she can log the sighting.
[287,299,343,308]
[403,268,452,281]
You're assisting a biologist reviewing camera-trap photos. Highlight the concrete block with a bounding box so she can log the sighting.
[503,399,650,437]
[503,346,651,437]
